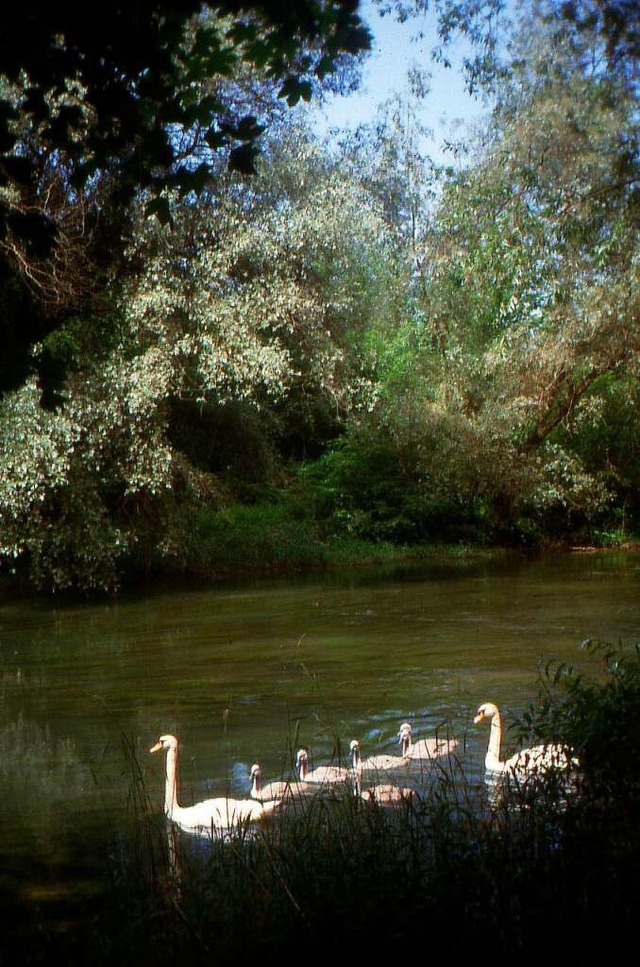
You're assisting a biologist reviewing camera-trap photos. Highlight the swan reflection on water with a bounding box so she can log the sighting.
[350,740,418,804]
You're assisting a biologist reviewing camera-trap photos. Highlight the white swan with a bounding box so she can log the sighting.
[350,740,416,804]
[473,703,579,780]
[398,722,459,760]
[150,734,281,833]
[295,748,351,785]
[249,763,298,802]
[348,737,409,772]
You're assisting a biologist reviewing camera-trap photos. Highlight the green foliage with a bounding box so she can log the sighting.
[299,428,488,545]
[153,489,430,579]
[552,375,640,528]
[0,118,405,591]
[357,3,640,547]
[185,500,326,574]
[519,639,640,806]
[0,4,370,219]
[3,2,640,591]
[0,3,371,395]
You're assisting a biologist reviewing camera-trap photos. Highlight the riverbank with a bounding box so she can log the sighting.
[131,494,640,587]
[2,532,638,602]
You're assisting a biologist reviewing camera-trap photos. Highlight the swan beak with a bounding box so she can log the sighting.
[473,713,483,724]
[149,741,163,754]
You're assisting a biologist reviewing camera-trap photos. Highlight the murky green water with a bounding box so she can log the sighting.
[1,550,639,921]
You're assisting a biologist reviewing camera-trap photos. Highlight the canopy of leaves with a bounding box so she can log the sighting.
[307,2,640,547]
[0,2,371,396]
[0,3,370,190]
[2,1,640,593]
[0,120,403,591]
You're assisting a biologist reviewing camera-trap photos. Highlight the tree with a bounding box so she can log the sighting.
[412,4,640,535]
[0,116,405,591]
[315,1,640,546]
[382,1,640,89]
[0,2,371,397]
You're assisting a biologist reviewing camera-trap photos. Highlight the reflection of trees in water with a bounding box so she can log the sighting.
[0,712,123,863]
[0,713,88,796]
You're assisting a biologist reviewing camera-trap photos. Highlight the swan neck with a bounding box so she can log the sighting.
[164,743,179,818]
[486,709,504,769]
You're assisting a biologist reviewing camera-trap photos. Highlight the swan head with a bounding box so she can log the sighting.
[150,734,178,754]
[474,703,500,725]
[398,722,412,754]
[250,763,261,780]
[296,748,310,780]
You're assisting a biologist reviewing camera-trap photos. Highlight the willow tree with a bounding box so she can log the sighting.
[403,3,640,539]
[315,2,640,546]
[0,118,404,591]
[0,2,370,399]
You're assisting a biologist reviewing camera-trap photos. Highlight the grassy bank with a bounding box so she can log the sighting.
[146,497,512,583]
[122,476,640,588]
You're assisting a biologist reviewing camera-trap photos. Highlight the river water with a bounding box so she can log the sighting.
[1,549,638,929]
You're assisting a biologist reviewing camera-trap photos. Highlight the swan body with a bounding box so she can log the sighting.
[150,734,281,833]
[473,703,579,780]
[296,748,351,785]
[348,738,409,772]
[399,722,459,760]
[351,740,416,803]
[250,763,298,802]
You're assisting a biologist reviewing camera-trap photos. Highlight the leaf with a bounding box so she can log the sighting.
[278,77,313,107]
[176,163,210,197]
[236,115,266,141]
[205,128,228,150]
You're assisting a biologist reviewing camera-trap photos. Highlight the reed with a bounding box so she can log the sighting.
[85,753,634,964]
